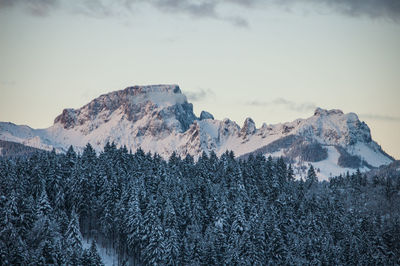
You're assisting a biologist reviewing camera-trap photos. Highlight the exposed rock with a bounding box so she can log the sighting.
[240,117,256,137]
[200,111,214,120]
[54,109,76,129]
[314,107,344,116]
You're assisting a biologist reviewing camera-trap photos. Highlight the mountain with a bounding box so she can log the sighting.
[0,84,394,180]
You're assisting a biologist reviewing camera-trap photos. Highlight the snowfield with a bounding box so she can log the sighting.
[307,146,369,181]
[0,85,393,180]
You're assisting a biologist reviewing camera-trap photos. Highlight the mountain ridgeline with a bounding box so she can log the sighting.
[0,84,394,180]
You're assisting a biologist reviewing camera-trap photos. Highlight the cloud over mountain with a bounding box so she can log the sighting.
[247,98,316,112]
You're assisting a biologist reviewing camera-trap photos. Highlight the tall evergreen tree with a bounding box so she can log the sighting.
[163,198,180,265]
[306,165,318,186]
[65,209,83,264]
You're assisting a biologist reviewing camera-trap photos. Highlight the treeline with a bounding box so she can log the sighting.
[0,140,44,158]
[0,143,399,265]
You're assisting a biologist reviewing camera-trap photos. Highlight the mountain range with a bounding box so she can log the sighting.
[0,84,394,180]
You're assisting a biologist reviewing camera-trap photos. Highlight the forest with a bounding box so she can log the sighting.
[1,142,399,265]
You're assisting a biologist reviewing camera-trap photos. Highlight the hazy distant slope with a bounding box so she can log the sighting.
[0,140,44,158]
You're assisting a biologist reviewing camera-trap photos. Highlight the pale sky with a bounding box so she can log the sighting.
[0,0,399,159]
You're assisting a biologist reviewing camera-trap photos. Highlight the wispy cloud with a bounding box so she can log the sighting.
[0,0,59,17]
[360,114,400,122]
[0,0,249,27]
[185,88,215,102]
[247,98,316,112]
[229,0,400,21]
[1,0,399,26]
[313,0,400,21]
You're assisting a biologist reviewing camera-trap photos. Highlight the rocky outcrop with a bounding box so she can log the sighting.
[200,111,214,120]
[240,117,256,137]
[54,109,77,129]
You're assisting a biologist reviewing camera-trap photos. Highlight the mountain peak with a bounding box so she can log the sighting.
[122,84,182,95]
[241,117,256,136]
[314,107,344,116]
[53,84,193,130]
[200,111,214,120]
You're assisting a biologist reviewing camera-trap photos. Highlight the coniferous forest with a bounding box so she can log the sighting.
[1,142,400,265]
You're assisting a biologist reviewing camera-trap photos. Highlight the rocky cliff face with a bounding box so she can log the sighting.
[54,85,197,134]
[0,84,394,180]
[305,107,372,146]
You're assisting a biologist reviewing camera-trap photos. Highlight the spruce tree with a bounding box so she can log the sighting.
[65,209,83,264]
[163,198,180,265]
[306,165,318,186]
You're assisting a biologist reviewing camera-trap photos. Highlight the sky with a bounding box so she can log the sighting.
[0,0,399,159]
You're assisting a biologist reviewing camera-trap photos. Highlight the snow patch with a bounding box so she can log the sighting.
[131,91,187,108]
[309,146,369,181]
[264,149,285,158]
[199,120,219,139]
[349,142,392,168]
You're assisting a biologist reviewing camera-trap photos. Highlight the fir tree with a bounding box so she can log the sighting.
[163,198,180,265]
[65,209,83,264]
[306,164,318,186]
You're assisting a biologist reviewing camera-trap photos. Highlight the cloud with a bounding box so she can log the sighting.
[185,88,215,102]
[247,98,316,112]
[315,0,400,21]
[0,0,59,16]
[229,0,400,21]
[360,114,400,122]
[1,0,399,25]
[146,0,249,27]
[0,0,249,26]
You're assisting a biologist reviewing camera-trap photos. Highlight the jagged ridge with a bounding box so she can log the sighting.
[0,84,394,180]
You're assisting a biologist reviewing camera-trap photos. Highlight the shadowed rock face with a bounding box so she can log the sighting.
[347,120,372,145]
[54,109,77,129]
[240,118,256,137]
[200,111,214,120]
[314,107,344,116]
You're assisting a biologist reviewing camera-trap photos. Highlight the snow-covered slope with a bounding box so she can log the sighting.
[0,84,394,180]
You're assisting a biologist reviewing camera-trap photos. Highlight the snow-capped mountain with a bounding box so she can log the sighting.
[0,85,394,180]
